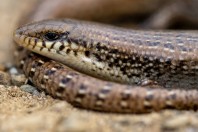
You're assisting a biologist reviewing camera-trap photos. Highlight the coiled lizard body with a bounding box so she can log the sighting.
[14,19,198,113]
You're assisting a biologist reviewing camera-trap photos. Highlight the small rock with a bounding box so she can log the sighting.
[0,71,11,85]
[9,67,19,74]
[11,74,27,86]
[20,84,40,96]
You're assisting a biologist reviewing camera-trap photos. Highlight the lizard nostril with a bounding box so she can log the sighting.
[15,29,23,35]
[18,31,23,35]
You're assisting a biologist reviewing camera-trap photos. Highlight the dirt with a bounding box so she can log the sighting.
[1,0,198,132]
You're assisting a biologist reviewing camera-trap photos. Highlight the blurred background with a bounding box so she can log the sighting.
[0,0,37,64]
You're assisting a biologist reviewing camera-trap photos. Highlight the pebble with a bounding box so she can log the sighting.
[20,84,40,96]
[11,74,27,86]
[0,71,11,85]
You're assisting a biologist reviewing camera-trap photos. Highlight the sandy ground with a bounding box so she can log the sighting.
[1,0,198,132]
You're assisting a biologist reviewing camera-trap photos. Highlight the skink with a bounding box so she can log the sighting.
[14,19,198,113]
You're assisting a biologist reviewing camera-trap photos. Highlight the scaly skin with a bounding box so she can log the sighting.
[13,19,198,113]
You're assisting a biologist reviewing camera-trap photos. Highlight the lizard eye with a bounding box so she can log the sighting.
[44,32,60,41]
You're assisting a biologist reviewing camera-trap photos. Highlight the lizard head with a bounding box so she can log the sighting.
[13,19,105,80]
[13,19,77,47]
